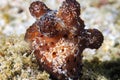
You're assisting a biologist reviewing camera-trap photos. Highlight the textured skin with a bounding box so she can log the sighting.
[29,1,50,18]
[57,0,80,26]
[25,0,104,80]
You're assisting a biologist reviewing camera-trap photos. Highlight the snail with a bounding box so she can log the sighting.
[25,0,104,80]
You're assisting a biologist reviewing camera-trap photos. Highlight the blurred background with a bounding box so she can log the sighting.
[0,0,120,80]
[0,0,120,60]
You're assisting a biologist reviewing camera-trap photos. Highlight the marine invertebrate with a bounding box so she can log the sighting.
[25,0,104,80]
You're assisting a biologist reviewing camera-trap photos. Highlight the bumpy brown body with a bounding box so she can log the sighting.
[25,0,104,80]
